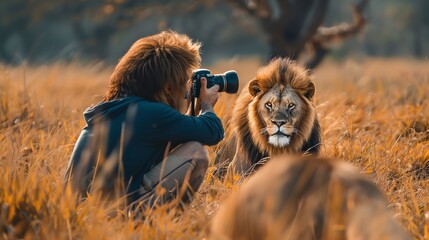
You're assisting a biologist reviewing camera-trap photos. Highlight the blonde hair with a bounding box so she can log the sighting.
[104,31,201,111]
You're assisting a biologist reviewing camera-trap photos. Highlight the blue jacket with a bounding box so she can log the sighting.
[65,96,224,200]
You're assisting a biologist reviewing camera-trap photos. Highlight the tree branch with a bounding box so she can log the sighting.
[311,1,367,45]
[304,0,369,69]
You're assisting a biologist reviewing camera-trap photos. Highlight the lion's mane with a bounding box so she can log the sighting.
[222,58,321,173]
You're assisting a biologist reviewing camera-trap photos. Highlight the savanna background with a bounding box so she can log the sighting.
[0,0,428,239]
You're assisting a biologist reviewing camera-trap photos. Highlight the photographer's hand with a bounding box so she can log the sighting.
[198,77,219,115]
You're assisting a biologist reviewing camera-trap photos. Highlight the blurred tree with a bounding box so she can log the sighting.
[227,0,369,68]
[0,0,370,66]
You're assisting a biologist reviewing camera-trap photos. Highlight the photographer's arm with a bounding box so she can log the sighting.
[144,106,224,146]
[142,78,223,146]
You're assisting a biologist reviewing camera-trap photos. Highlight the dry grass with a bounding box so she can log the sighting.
[0,58,428,239]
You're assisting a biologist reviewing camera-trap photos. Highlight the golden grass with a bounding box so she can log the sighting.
[0,58,428,239]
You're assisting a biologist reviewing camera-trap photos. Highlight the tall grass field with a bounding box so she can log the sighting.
[0,58,428,239]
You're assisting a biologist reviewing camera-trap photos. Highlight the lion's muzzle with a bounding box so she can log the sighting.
[266,124,293,147]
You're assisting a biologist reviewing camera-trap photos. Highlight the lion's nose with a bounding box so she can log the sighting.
[271,120,286,127]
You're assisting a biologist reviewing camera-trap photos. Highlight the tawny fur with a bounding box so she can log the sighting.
[219,58,321,175]
[210,155,412,240]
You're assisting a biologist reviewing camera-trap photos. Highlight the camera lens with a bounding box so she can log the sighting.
[212,70,239,94]
[223,70,239,94]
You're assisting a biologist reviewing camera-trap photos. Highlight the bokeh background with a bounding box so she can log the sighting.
[1,0,428,65]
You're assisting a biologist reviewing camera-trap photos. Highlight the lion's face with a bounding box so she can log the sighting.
[243,58,316,154]
[257,85,305,147]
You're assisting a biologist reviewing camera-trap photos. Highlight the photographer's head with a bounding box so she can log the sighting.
[104,31,201,111]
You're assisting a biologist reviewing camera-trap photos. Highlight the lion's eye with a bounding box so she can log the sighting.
[265,102,272,109]
[288,103,296,110]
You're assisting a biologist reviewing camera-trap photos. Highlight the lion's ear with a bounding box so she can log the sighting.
[304,82,315,99]
[249,79,261,97]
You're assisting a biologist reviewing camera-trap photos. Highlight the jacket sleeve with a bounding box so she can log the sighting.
[142,104,225,146]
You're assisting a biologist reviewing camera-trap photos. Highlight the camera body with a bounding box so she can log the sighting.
[191,69,239,98]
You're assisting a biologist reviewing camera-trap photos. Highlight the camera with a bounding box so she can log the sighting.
[191,69,239,98]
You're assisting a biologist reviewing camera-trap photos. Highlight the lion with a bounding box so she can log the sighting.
[209,155,412,240]
[217,58,321,175]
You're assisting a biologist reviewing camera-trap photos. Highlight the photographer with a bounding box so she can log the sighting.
[64,31,224,207]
